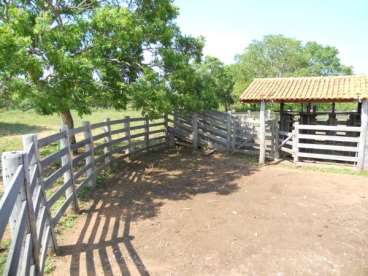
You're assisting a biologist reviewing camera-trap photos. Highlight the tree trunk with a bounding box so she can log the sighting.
[60,110,77,154]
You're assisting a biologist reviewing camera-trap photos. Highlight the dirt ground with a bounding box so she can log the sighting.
[52,147,368,276]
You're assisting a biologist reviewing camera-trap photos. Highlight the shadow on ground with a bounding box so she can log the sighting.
[57,147,257,275]
[0,122,49,137]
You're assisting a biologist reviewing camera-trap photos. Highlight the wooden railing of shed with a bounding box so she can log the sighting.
[0,115,170,276]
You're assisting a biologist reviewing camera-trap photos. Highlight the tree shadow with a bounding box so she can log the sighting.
[0,122,49,137]
[57,147,257,275]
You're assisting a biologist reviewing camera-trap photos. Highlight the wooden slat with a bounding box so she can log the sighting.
[74,163,93,180]
[110,136,128,145]
[280,146,293,154]
[70,138,90,150]
[76,174,94,194]
[47,178,72,207]
[90,121,107,129]
[110,128,128,136]
[130,132,146,140]
[149,122,164,127]
[298,134,360,142]
[36,206,47,241]
[111,144,129,154]
[19,233,33,276]
[68,126,85,135]
[130,125,145,131]
[149,129,165,136]
[298,143,358,152]
[109,118,125,125]
[129,117,145,122]
[94,141,109,151]
[298,152,357,162]
[33,185,42,218]
[298,124,361,132]
[52,194,74,225]
[3,202,27,276]
[43,163,69,189]
[40,147,68,168]
[72,150,92,166]
[38,131,66,148]
[39,225,51,271]
[0,167,24,240]
[92,132,107,141]
[29,165,38,192]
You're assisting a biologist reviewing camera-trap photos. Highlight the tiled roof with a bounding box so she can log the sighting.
[240,75,368,103]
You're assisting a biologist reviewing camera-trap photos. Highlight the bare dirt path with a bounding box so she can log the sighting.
[52,148,368,275]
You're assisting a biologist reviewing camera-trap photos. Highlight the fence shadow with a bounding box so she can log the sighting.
[0,122,49,137]
[57,146,257,275]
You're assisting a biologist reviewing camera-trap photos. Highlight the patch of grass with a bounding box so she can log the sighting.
[0,239,11,275]
[0,108,142,152]
[44,256,56,274]
[279,160,368,177]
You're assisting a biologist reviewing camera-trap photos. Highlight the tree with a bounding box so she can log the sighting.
[231,35,352,110]
[0,0,204,130]
[195,56,234,111]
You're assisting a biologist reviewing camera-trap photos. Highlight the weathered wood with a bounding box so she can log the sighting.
[358,100,368,170]
[37,131,66,148]
[43,164,69,189]
[298,134,360,143]
[124,116,131,156]
[0,165,23,240]
[40,147,68,169]
[226,112,232,153]
[47,178,72,207]
[259,101,266,164]
[60,125,79,212]
[298,124,361,132]
[298,152,357,162]
[24,134,58,253]
[144,116,150,151]
[83,121,96,187]
[192,113,199,150]
[103,118,113,166]
[298,143,358,152]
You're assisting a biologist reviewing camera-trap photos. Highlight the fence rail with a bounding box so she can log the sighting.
[0,115,170,276]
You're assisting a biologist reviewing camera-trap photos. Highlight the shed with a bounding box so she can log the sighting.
[239,75,368,169]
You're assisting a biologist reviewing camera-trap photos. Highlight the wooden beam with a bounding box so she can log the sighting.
[259,100,266,164]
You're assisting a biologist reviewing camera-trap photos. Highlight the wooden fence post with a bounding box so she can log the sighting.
[192,113,198,150]
[1,151,25,236]
[273,120,280,160]
[59,126,79,212]
[83,121,96,187]
[144,116,150,151]
[124,116,131,156]
[164,114,169,146]
[259,100,266,164]
[22,134,58,253]
[358,100,368,170]
[104,118,112,166]
[293,122,299,163]
[226,111,232,153]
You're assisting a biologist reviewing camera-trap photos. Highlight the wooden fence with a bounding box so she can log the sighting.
[173,111,277,157]
[0,115,170,275]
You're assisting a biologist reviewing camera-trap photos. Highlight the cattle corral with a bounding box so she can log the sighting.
[51,147,368,275]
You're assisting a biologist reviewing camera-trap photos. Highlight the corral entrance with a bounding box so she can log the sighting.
[52,148,368,275]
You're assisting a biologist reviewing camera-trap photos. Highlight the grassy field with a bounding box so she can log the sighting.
[0,108,142,152]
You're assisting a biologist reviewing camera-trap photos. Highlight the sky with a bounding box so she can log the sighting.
[175,0,368,74]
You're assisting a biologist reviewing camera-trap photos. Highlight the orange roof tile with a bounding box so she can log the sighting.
[240,75,368,103]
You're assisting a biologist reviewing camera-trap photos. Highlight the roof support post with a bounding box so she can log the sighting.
[259,100,266,165]
[358,100,368,170]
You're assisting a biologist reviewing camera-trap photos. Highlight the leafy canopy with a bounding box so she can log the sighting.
[231,34,353,109]
[0,0,214,119]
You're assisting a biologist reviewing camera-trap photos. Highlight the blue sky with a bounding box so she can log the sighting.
[175,0,368,74]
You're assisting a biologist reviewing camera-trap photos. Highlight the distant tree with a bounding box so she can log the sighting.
[195,56,234,111]
[231,35,352,110]
[0,0,204,131]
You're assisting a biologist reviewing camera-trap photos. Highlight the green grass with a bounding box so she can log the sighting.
[278,160,368,177]
[0,108,141,152]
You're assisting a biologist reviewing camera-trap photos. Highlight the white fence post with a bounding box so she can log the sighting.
[83,121,96,187]
[293,122,299,163]
[60,126,79,212]
[104,118,112,166]
[192,113,199,150]
[144,116,149,151]
[22,134,59,253]
[1,151,26,236]
[358,100,368,170]
[259,101,266,164]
